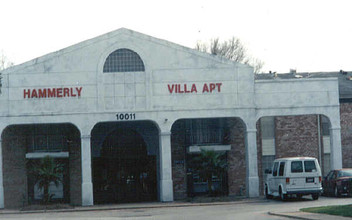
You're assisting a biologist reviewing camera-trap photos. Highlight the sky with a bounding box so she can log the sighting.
[0,0,351,73]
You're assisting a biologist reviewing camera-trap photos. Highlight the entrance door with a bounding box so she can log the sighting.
[93,128,157,204]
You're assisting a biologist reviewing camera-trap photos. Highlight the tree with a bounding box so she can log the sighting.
[190,149,227,196]
[0,51,13,94]
[27,156,63,204]
[0,50,14,70]
[196,37,264,74]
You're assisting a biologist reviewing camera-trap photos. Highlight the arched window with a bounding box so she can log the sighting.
[103,48,145,72]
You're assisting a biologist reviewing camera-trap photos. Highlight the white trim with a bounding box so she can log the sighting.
[25,152,69,159]
[187,145,231,154]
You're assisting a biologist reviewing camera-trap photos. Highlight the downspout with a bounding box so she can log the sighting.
[317,115,322,165]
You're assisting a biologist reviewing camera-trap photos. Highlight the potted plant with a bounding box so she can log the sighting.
[27,156,63,205]
[190,149,227,196]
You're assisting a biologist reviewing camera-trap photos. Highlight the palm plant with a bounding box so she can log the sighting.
[190,149,227,196]
[27,156,63,204]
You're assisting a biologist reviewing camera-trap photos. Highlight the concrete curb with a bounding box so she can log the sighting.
[0,199,266,215]
[268,212,315,220]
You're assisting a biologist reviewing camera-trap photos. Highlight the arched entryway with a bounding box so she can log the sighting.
[1,123,81,208]
[257,114,332,195]
[171,117,247,200]
[91,121,158,204]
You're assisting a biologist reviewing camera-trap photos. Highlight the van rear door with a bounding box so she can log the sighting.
[304,160,320,189]
[289,160,306,190]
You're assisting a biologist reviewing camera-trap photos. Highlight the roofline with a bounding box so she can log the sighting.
[3,28,251,74]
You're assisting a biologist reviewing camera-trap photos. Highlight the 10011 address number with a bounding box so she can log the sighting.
[116,113,136,120]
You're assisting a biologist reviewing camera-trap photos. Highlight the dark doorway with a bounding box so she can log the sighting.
[93,128,157,204]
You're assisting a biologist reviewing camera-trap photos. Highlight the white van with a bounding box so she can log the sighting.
[264,157,322,200]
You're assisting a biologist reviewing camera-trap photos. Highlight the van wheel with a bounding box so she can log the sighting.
[265,186,273,199]
[312,193,319,200]
[279,187,287,201]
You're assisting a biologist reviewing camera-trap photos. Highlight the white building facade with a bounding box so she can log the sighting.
[0,29,342,208]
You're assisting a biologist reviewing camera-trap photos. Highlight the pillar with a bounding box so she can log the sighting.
[159,131,173,202]
[81,134,93,206]
[245,128,259,197]
[329,127,343,170]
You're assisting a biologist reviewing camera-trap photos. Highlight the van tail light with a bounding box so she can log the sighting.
[319,176,322,183]
[286,178,290,184]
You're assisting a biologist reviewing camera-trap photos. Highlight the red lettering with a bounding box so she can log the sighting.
[31,89,38,98]
[63,88,69,97]
[48,88,56,98]
[168,84,175,93]
[24,89,31,99]
[57,88,63,98]
[178,84,184,93]
[70,88,76,97]
[38,89,47,98]
[209,83,216,92]
[76,87,82,97]
[191,84,197,93]
[23,87,83,99]
[216,83,222,92]
[202,83,209,93]
[184,84,190,93]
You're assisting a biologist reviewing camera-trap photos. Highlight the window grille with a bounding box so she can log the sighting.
[103,48,145,72]
[28,135,68,152]
[186,119,225,145]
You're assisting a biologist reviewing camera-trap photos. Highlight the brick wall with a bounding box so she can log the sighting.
[256,120,263,195]
[226,118,246,196]
[340,103,352,168]
[171,121,187,200]
[2,126,28,208]
[275,115,319,159]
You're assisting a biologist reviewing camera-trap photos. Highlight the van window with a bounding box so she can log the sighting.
[273,162,279,176]
[291,161,303,173]
[279,162,285,176]
[304,161,317,172]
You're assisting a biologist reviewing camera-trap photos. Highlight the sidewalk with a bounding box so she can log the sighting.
[268,211,352,220]
[0,198,263,214]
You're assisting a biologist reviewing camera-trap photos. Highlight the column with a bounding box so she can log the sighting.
[0,138,4,208]
[159,131,174,202]
[245,128,259,197]
[329,127,343,170]
[81,134,93,206]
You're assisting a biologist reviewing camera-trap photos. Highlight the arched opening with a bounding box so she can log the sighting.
[171,117,246,200]
[257,114,332,195]
[1,123,81,208]
[91,121,158,204]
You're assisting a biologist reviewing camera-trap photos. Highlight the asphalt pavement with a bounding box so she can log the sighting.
[0,197,351,220]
